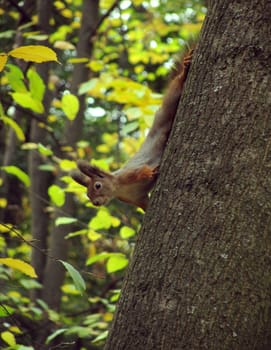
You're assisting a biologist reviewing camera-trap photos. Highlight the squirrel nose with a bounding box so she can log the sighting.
[93,200,100,206]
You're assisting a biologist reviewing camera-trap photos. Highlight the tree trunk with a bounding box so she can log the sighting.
[105,1,271,349]
[41,0,100,310]
[29,0,52,294]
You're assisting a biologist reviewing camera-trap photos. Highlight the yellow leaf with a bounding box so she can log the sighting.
[88,229,102,241]
[0,198,7,208]
[8,45,59,63]
[0,53,8,72]
[1,116,25,141]
[54,40,75,50]
[1,331,16,346]
[103,312,113,322]
[61,93,79,120]
[0,258,37,278]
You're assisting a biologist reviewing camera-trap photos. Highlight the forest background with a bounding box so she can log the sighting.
[0,0,205,348]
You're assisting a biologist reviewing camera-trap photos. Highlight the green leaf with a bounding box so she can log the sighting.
[92,330,109,344]
[106,254,128,273]
[38,143,53,156]
[59,260,86,294]
[120,226,135,239]
[48,184,65,207]
[55,217,77,226]
[0,116,25,141]
[86,252,111,266]
[89,209,120,230]
[61,93,79,120]
[0,304,15,317]
[2,165,30,187]
[5,64,27,92]
[46,328,67,344]
[11,92,44,113]
[27,68,45,102]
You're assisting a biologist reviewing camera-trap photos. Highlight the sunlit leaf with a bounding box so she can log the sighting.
[55,217,77,226]
[11,92,44,113]
[1,331,16,346]
[48,184,65,207]
[0,198,7,208]
[0,258,37,278]
[0,53,8,72]
[89,209,120,230]
[2,165,30,187]
[86,252,111,266]
[87,229,102,241]
[59,159,76,171]
[27,68,45,102]
[0,116,25,141]
[38,143,53,156]
[8,45,58,63]
[92,330,109,344]
[106,254,128,273]
[54,40,75,50]
[5,64,27,93]
[0,304,15,317]
[61,93,79,120]
[120,226,135,239]
[59,260,86,294]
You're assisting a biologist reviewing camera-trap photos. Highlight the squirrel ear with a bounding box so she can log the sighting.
[77,160,109,179]
[70,169,91,187]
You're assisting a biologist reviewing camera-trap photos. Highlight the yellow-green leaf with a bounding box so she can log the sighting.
[38,143,53,156]
[2,165,30,187]
[1,330,16,346]
[61,93,79,120]
[0,53,8,72]
[55,217,77,226]
[11,92,44,113]
[0,258,37,278]
[106,254,128,273]
[120,226,135,239]
[0,116,25,141]
[48,184,65,207]
[59,159,76,171]
[8,45,58,63]
[27,68,45,102]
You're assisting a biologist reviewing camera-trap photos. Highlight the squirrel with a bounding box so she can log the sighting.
[71,49,193,211]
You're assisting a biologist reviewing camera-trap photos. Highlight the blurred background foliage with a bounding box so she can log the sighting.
[0,0,205,348]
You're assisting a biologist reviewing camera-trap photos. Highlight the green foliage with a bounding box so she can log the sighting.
[0,0,205,348]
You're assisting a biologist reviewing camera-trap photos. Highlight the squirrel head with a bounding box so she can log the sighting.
[71,160,116,207]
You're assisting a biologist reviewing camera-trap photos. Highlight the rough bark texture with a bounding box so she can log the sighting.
[41,0,100,310]
[105,1,271,349]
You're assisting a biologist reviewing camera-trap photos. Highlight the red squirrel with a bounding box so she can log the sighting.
[71,50,193,211]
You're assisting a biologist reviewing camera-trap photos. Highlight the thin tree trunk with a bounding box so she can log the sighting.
[29,0,52,297]
[42,0,100,310]
[105,1,271,349]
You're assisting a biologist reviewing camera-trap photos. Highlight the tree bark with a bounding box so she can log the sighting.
[29,0,52,294]
[105,1,271,349]
[41,0,100,310]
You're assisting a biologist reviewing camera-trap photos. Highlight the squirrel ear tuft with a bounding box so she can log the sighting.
[77,160,110,179]
[70,169,91,187]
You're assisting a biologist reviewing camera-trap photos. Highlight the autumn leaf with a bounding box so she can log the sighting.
[0,258,37,278]
[8,45,59,63]
[0,53,8,72]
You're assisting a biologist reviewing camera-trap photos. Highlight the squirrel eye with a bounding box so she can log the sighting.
[94,181,102,190]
